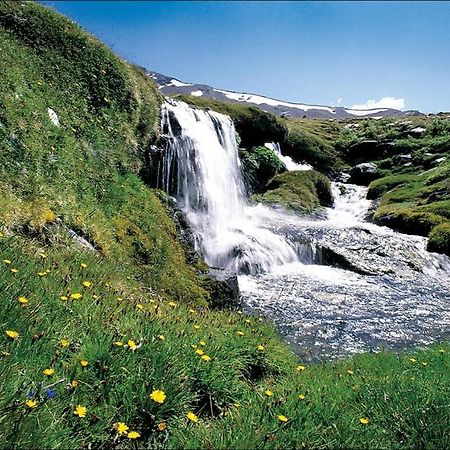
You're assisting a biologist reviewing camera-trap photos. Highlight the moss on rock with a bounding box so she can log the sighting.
[427,222,450,256]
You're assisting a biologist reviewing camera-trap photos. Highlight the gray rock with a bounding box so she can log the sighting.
[349,163,379,185]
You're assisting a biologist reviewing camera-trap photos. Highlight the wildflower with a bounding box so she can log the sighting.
[43,368,55,376]
[168,301,176,307]
[25,399,38,409]
[158,422,167,431]
[60,339,70,348]
[347,369,354,375]
[158,335,165,341]
[10,268,18,273]
[359,417,369,425]
[195,349,204,356]
[3,259,11,265]
[237,331,244,336]
[113,341,124,347]
[38,253,47,259]
[37,271,47,277]
[18,296,28,306]
[70,293,82,300]
[80,359,89,367]
[114,422,129,435]
[278,415,288,423]
[264,390,273,397]
[298,394,306,400]
[74,404,87,418]
[245,319,251,324]
[80,263,88,269]
[188,309,195,314]
[193,325,200,330]
[70,380,79,389]
[117,297,124,302]
[201,355,211,362]
[60,295,68,301]
[127,431,140,439]
[187,411,199,423]
[296,365,306,372]
[136,303,144,311]
[92,294,98,299]
[257,345,265,351]
[45,388,57,399]
[127,340,137,351]
[82,281,92,288]
[409,358,417,363]
[191,344,197,349]
[421,362,428,366]
[199,340,206,346]
[5,330,19,340]
[149,390,166,404]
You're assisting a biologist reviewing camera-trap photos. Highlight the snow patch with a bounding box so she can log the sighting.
[167,79,192,88]
[344,109,387,117]
[214,89,335,113]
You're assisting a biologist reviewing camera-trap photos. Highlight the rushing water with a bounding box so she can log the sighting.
[160,99,450,360]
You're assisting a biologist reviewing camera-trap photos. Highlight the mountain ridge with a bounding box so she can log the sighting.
[146,69,423,120]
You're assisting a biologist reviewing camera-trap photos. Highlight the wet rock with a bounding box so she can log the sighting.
[349,163,380,185]
[200,275,240,309]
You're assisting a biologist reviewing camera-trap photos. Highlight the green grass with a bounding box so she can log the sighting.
[1,234,449,449]
[254,170,333,213]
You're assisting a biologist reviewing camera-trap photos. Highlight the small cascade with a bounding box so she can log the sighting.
[160,100,299,275]
[264,142,313,171]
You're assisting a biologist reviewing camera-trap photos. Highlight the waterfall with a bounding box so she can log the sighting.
[160,100,299,275]
[264,142,313,171]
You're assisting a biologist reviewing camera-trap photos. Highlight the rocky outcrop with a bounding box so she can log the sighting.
[349,163,380,185]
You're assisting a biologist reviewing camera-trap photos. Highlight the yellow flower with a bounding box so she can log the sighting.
[10,268,18,273]
[82,281,92,288]
[80,263,88,269]
[43,368,55,376]
[187,411,199,423]
[149,389,166,404]
[158,335,165,341]
[257,345,265,351]
[237,331,244,336]
[60,295,68,301]
[80,359,89,367]
[5,330,19,340]
[409,358,417,363]
[25,399,38,409]
[113,341,124,347]
[60,339,70,348]
[127,340,137,351]
[37,271,47,276]
[199,340,206,346]
[264,390,273,397]
[201,355,211,362]
[168,301,177,307]
[92,294,98,299]
[70,293,82,300]
[278,415,288,423]
[114,422,129,435]
[188,309,195,314]
[193,325,200,330]
[245,319,251,324]
[127,431,140,439]
[421,362,428,366]
[158,422,167,431]
[347,369,354,375]
[359,417,369,425]
[70,380,79,389]
[195,349,204,356]
[136,303,145,311]
[74,404,87,418]
[18,296,28,306]
[296,365,306,372]
[38,253,47,259]
[191,344,197,349]
[298,394,306,400]
[3,259,11,265]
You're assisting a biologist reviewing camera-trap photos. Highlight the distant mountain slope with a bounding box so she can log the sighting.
[147,70,422,119]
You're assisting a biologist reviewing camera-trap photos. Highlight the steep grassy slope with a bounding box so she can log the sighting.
[0,0,207,302]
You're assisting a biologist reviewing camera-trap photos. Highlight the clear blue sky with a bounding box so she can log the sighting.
[41,1,450,113]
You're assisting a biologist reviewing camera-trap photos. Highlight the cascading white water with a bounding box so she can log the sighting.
[264,142,313,171]
[161,100,299,275]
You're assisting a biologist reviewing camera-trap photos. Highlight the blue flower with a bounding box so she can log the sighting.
[45,388,57,399]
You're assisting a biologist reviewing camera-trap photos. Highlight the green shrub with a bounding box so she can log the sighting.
[427,222,450,256]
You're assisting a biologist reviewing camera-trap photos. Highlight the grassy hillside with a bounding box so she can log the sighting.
[0,0,208,302]
[1,2,450,449]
